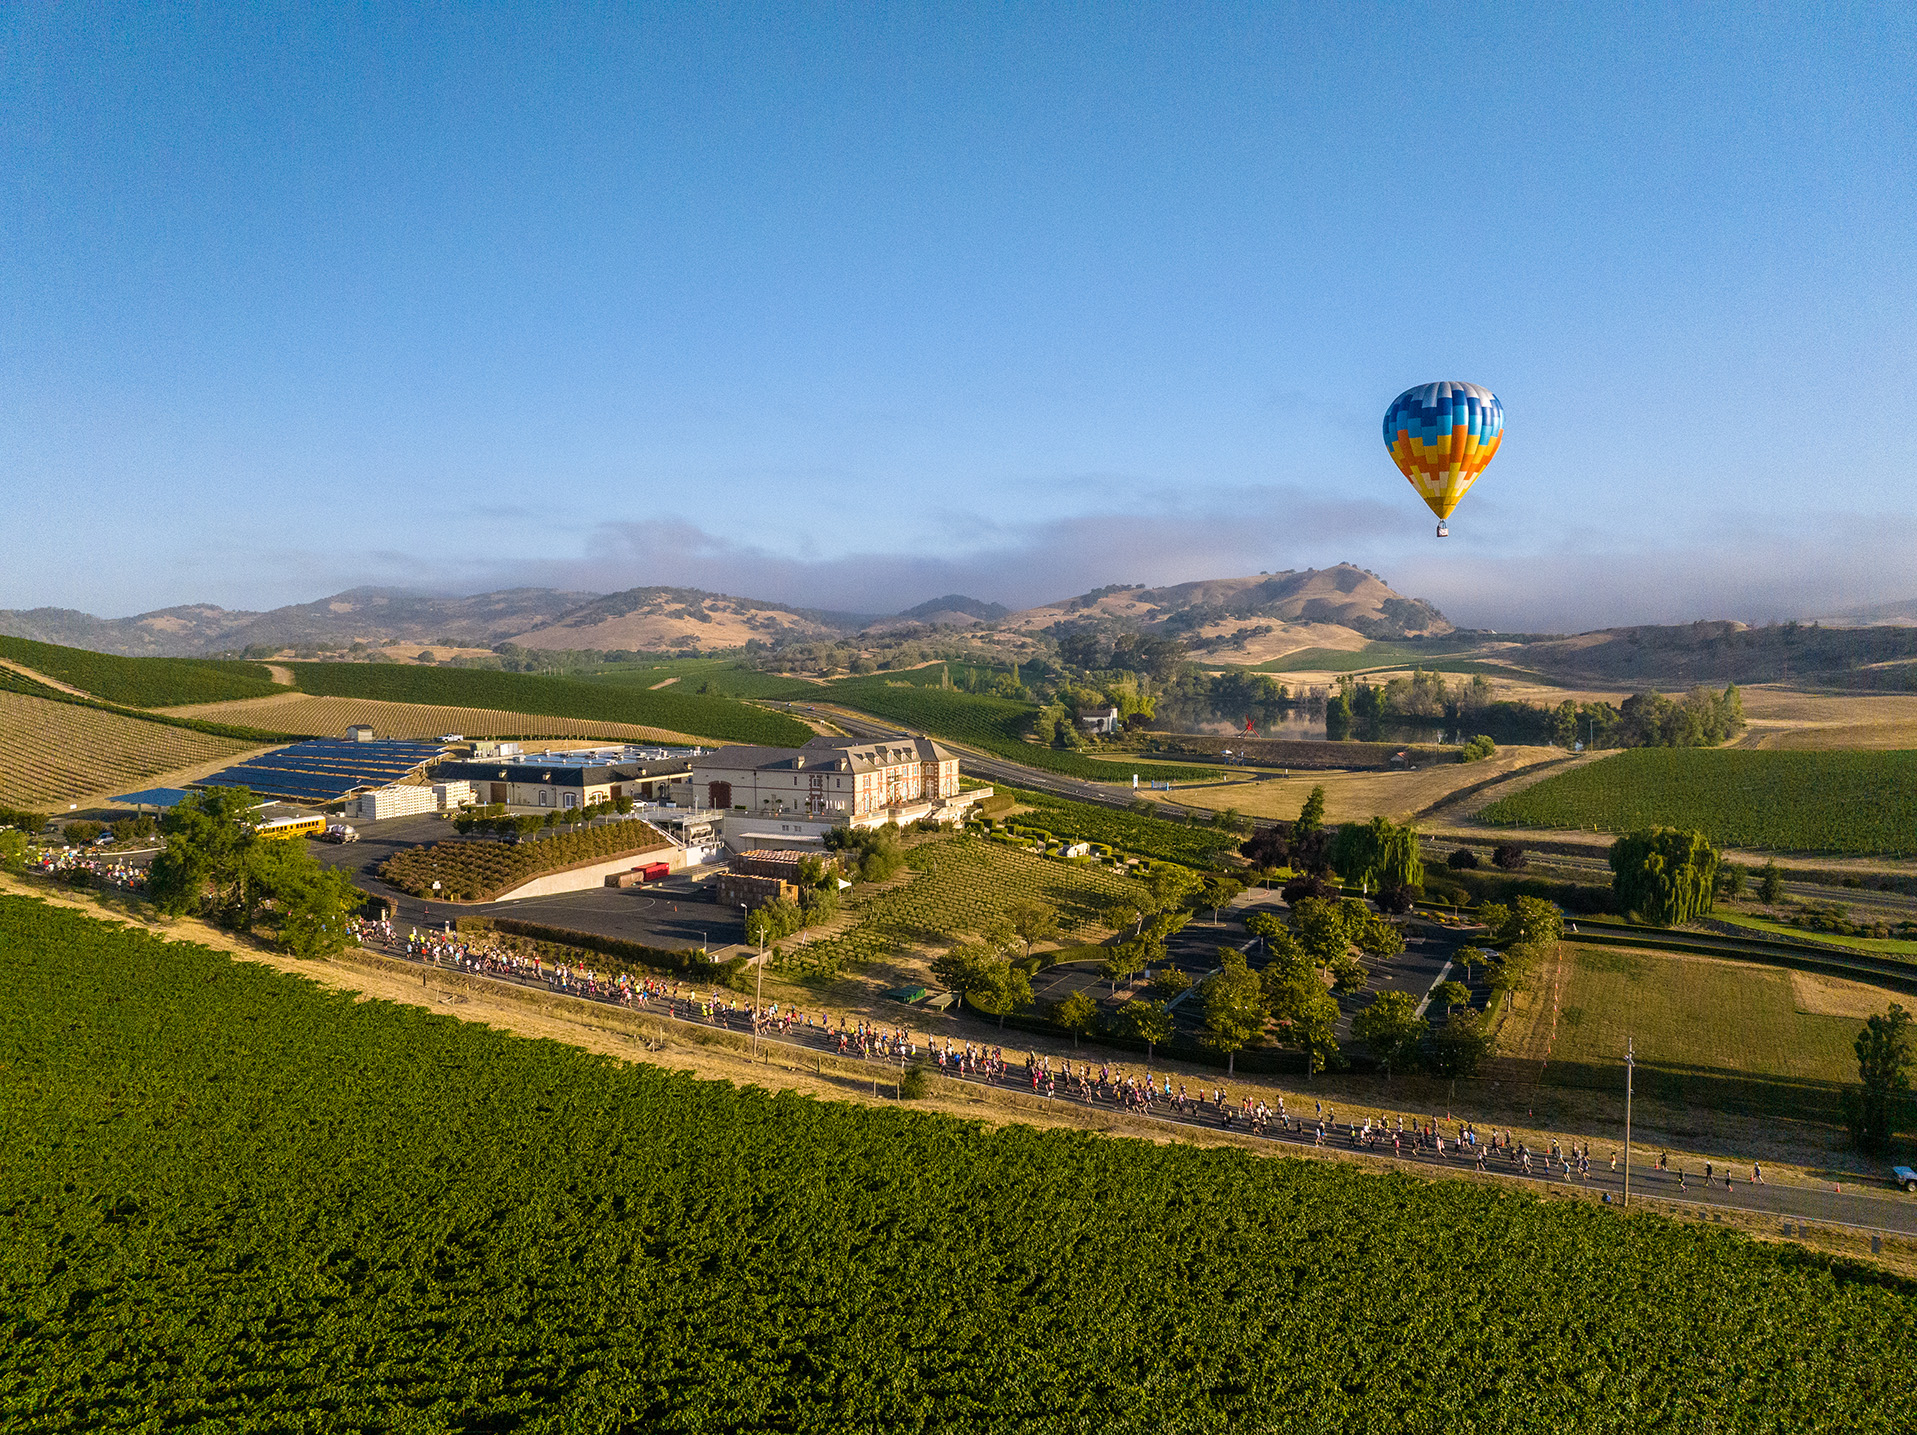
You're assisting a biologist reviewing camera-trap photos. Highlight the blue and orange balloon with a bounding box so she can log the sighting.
[1382,381,1504,536]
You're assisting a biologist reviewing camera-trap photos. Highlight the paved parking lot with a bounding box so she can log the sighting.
[307,813,743,951]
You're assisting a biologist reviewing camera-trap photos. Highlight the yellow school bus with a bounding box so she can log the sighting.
[255,814,327,841]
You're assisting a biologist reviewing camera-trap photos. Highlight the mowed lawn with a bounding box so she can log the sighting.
[1528,945,1879,1124]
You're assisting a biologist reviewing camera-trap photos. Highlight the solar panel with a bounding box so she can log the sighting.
[223,739,447,789]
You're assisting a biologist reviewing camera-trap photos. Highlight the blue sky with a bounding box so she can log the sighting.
[4,4,1913,630]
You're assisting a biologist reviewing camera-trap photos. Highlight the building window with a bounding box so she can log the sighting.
[563,792,577,808]
[539,790,551,807]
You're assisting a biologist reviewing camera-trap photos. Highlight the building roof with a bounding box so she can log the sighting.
[692,735,956,776]
[434,756,690,786]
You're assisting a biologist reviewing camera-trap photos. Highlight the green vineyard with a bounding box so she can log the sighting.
[0,634,280,707]
[1480,748,1917,855]
[6,895,1914,1431]
[287,662,814,747]
[996,784,1239,865]
[379,820,676,901]
[784,834,1147,976]
[821,678,1218,783]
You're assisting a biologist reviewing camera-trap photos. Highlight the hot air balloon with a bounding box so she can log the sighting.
[1382,381,1503,537]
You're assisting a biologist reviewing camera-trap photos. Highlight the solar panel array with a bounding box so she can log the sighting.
[196,740,446,802]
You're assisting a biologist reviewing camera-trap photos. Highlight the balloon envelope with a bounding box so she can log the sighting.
[1382,381,1503,521]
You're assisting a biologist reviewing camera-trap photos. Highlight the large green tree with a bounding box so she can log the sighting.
[1352,991,1425,1080]
[1117,999,1175,1062]
[147,786,260,918]
[1331,816,1424,894]
[1199,947,1265,1076]
[1842,1003,1913,1157]
[1610,827,1719,926]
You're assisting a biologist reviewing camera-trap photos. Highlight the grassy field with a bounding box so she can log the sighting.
[1503,943,1888,1127]
[286,661,813,746]
[0,635,278,706]
[584,657,820,699]
[8,896,1917,1432]
[162,691,707,744]
[1711,911,1917,959]
[1479,748,1917,855]
[783,834,1147,977]
[817,678,1220,783]
[1164,744,1570,824]
[0,690,266,808]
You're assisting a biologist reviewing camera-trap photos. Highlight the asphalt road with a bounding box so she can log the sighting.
[369,932,1917,1239]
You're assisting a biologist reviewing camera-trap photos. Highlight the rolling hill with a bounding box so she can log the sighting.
[997,565,1451,664]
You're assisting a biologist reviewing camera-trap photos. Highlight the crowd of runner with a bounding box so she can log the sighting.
[345,918,1773,1199]
[26,846,148,892]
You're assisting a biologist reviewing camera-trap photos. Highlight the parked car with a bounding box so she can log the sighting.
[1893,1165,1917,1194]
[322,824,359,844]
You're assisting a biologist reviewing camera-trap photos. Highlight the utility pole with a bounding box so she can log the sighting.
[750,903,767,1056]
[1622,1035,1634,1208]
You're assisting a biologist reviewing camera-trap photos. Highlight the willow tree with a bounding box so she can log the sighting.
[1332,816,1424,893]
[1609,827,1719,926]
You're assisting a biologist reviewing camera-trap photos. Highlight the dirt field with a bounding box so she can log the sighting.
[0,690,272,809]
[1733,685,1917,750]
[160,691,704,745]
[1164,744,1576,824]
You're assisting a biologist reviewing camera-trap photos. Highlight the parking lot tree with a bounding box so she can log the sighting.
[1199,947,1266,1076]
[1474,902,1512,944]
[1148,966,1192,1000]
[1352,991,1426,1080]
[1426,1009,1494,1082]
[1006,898,1061,958]
[1289,896,1367,969]
[1842,1003,1913,1158]
[1200,874,1245,923]
[1610,828,1719,926]
[964,957,1034,1029]
[1118,999,1175,1061]
[63,821,104,845]
[1105,900,1143,936]
[1356,915,1406,960]
[1053,990,1101,1048]
[1454,945,1489,981]
[1146,864,1201,912]
[1262,949,1341,1076]
[1432,980,1470,1015]
[1102,938,1153,995]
